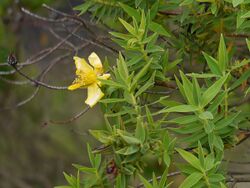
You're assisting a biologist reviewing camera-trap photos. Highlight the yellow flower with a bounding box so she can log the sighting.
[68,52,110,107]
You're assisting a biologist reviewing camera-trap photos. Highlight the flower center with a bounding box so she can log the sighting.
[76,70,97,86]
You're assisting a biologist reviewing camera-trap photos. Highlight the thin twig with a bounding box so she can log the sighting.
[48,106,90,125]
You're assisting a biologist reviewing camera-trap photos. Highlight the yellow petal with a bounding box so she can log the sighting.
[98,73,110,80]
[74,56,93,73]
[85,83,104,107]
[72,57,97,87]
[97,73,111,86]
[88,52,103,75]
[68,82,82,90]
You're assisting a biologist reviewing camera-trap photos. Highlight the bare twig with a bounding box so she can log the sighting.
[48,106,90,125]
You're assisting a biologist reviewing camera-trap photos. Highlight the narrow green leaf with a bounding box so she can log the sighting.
[87,144,95,167]
[160,105,199,113]
[232,0,244,7]
[119,3,140,21]
[218,34,228,72]
[116,145,139,155]
[187,73,219,78]
[209,174,225,183]
[119,18,136,35]
[180,0,194,6]
[74,1,93,15]
[135,71,155,97]
[159,167,169,187]
[213,135,224,151]
[132,58,153,86]
[230,69,250,90]
[151,0,159,20]
[201,74,228,107]
[246,38,250,51]
[241,11,250,18]
[120,134,141,144]
[179,172,203,188]
[149,21,171,37]
[138,174,153,188]
[176,148,202,171]
[72,164,96,174]
[199,111,214,120]
[100,98,126,103]
[202,52,222,76]
[169,115,198,125]
[180,71,195,105]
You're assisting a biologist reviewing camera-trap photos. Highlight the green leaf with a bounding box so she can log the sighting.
[132,58,153,86]
[165,59,182,72]
[215,112,240,130]
[218,34,228,73]
[180,71,195,105]
[204,154,215,171]
[151,0,159,20]
[89,130,114,144]
[187,73,219,78]
[231,69,250,90]
[120,134,141,144]
[169,115,198,125]
[99,79,126,89]
[230,59,250,71]
[199,111,214,120]
[202,52,222,76]
[116,145,139,155]
[209,174,225,183]
[164,151,171,167]
[159,167,169,187]
[179,172,203,188]
[246,38,250,51]
[201,74,228,107]
[119,18,136,36]
[72,164,96,174]
[241,11,250,18]
[135,71,155,97]
[192,77,201,105]
[135,121,146,143]
[204,122,215,134]
[63,172,74,185]
[138,174,153,188]
[197,142,205,167]
[213,135,224,151]
[119,3,140,21]
[87,144,95,167]
[170,123,203,134]
[196,0,215,2]
[180,0,194,6]
[160,105,199,113]
[176,148,202,171]
[232,0,244,7]
[109,32,131,40]
[94,154,101,169]
[99,98,126,103]
[149,21,171,37]
[74,1,93,15]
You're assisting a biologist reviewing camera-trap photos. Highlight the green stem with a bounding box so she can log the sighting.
[224,84,228,117]
[203,171,211,188]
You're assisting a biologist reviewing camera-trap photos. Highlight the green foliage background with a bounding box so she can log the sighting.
[0,0,250,188]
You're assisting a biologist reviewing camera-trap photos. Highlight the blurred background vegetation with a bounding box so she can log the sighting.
[0,0,250,188]
[0,1,105,187]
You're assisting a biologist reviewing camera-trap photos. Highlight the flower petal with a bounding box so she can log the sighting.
[74,56,93,72]
[97,73,111,86]
[88,52,103,74]
[68,81,82,90]
[85,83,104,107]
[98,73,111,80]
